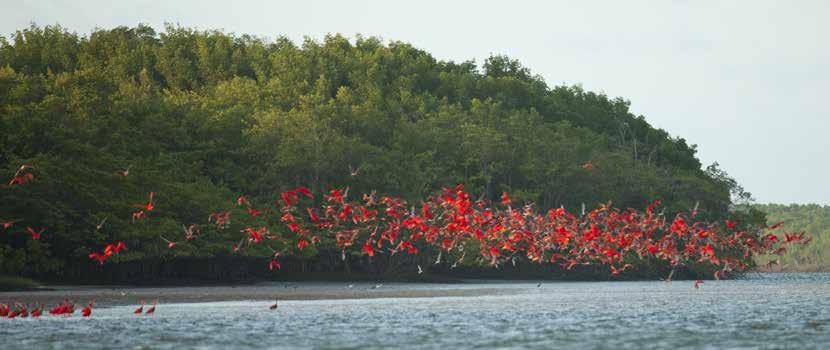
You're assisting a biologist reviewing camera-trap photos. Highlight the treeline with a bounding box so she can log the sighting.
[754,204,830,271]
[0,24,754,281]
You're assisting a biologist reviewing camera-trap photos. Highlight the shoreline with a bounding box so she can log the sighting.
[0,281,526,306]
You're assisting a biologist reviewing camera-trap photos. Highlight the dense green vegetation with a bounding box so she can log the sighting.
[0,24,755,282]
[754,204,830,271]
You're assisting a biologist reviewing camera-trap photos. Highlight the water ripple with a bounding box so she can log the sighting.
[1,273,828,349]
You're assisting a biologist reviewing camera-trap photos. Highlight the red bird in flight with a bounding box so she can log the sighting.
[2,219,20,231]
[26,226,43,240]
[135,192,155,212]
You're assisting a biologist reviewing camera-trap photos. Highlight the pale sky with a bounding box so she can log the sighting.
[2,0,828,204]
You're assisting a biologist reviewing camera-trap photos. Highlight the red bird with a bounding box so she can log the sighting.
[362,242,375,257]
[694,279,704,289]
[145,299,157,315]
[236,195,249,206]
[582,162,594,169]
[269,299,278,310]
[88,252,108,265]
[26,226,43,240]
[161,236,179,249]
[295,187,313,199]
[768,221,785,230]
[1,219,20,230]
[500,192,511,206]
[132,210,146,222]
[134,300,145,314]
[247,207,263,217]
[81,301,94,317]
[8,164,34,186]
[610,264,633,276]
[30,304,43,318]
[269,259,282,271]
[135,192,155,212]
[307,208,320,222]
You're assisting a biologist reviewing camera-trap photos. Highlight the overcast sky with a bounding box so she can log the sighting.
[3,0,828,204]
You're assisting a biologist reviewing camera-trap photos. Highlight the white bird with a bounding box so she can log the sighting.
[417,265,423,274]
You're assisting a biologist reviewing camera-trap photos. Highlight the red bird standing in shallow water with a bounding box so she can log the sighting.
[81,301,94,317]
[133,300,144,314]
[31,304,43,317]
[145,299,157,315]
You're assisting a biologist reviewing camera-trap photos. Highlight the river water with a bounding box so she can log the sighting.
[1,273,828,349]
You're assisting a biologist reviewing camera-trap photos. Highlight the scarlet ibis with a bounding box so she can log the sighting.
[1,219,20,230]
[26,226,43,240]
[132,210,146,222]
[81,301,94,317]
[135,192,155,212]
[133,301,144,314]
[161,236,179,249]
[8,165,34,186]
[768,222,785,230]
[88,252,107,264]
[145,300,157,315]
[269,299,278,310]
[269,259,282,271]
[247,207,263,217]
[30,304,43,317]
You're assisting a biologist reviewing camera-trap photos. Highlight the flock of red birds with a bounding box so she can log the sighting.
[0,300,95,318]
[1,162,811,319]
[0,299,163,319]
